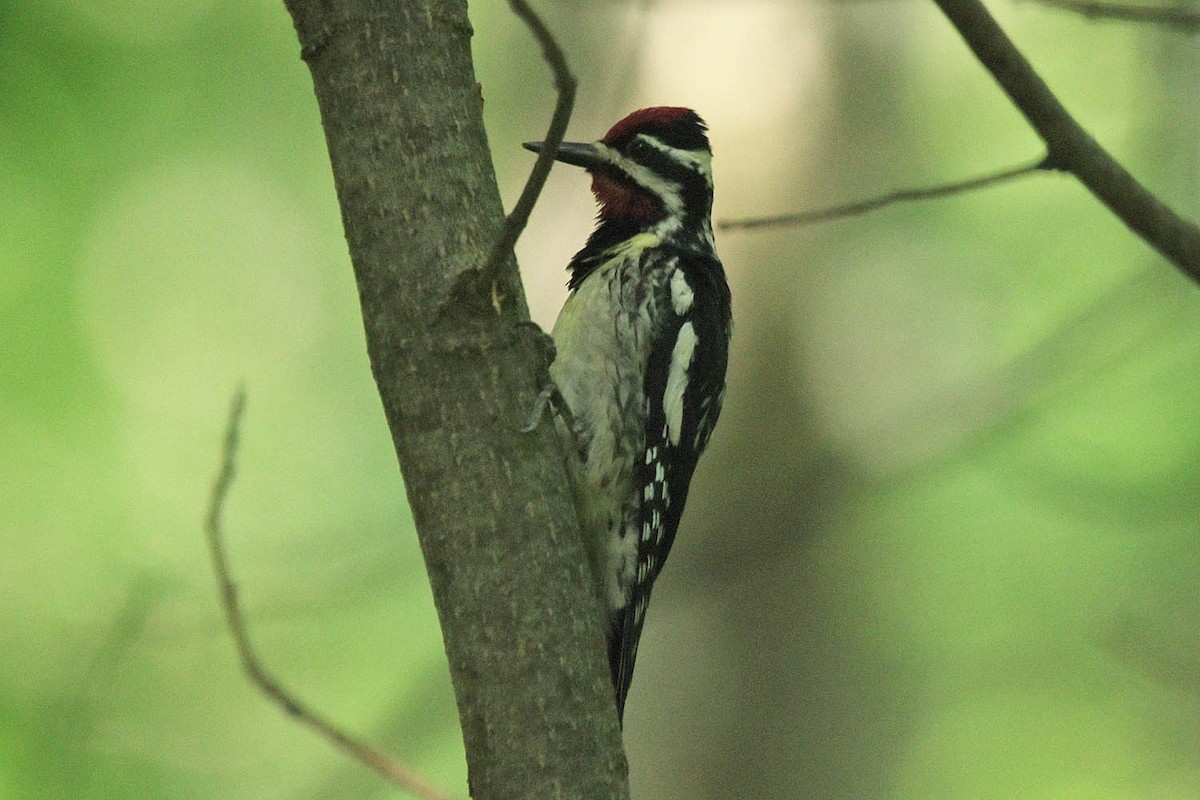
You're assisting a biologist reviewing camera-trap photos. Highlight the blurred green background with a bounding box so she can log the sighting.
[2,1,1198,798]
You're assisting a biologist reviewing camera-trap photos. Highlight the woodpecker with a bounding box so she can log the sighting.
[525,107,731,721]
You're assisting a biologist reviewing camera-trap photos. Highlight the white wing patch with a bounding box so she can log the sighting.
[670,267,694,315]
[664,321,697,446]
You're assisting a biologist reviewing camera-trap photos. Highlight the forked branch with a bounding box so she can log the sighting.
[725,0,1200,287]
[933,0,1200,281]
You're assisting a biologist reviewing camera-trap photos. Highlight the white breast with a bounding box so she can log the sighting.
[549,236,670,613]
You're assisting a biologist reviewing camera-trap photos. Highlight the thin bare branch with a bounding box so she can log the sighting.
[480,0,576,279]
[718,157,1048,231]
[933,0,1200,282]
[1027,0,1200,32]
[204,388,456,800]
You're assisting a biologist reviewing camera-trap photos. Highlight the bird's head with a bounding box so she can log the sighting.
[525,106,714,231]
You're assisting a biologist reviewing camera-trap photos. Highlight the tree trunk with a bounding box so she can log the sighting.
[280,2,630,797]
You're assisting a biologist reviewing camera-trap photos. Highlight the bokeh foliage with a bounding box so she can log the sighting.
[2,1,1197,799]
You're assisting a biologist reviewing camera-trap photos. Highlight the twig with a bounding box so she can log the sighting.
[480,0,576,279]
[204,388,456,800]
[933,0,1200,282]
[1027,0,1200,32]
[718,157,1048,231]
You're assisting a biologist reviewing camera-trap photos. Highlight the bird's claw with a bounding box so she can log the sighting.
[520,380,585,460]
[520,382,559,434]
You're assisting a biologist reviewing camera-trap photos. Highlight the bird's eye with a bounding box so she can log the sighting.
[629,138,654,158]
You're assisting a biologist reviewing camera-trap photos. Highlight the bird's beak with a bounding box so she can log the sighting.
[523,140,606,170]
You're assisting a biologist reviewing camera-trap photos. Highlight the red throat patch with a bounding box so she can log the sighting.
[601,106,695,146]
[591,171,661,221]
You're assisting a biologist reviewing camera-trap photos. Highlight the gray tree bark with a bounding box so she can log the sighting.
[279,2,630,798]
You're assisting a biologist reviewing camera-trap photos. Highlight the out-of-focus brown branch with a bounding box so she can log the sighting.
[480,0,576,280]
[1028,0,1200,32]
[932,0,1200,283]
[724,0,1200,283]
[204,388,456,800]
[718,157,1047,231]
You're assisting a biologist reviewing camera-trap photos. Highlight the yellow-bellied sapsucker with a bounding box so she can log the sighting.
[525,107,731,721]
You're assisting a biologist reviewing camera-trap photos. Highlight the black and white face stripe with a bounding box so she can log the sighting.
[625,133,713,184]
[597,133,714,222]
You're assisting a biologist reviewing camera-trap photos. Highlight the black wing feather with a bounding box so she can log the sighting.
[610,249,731,720]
